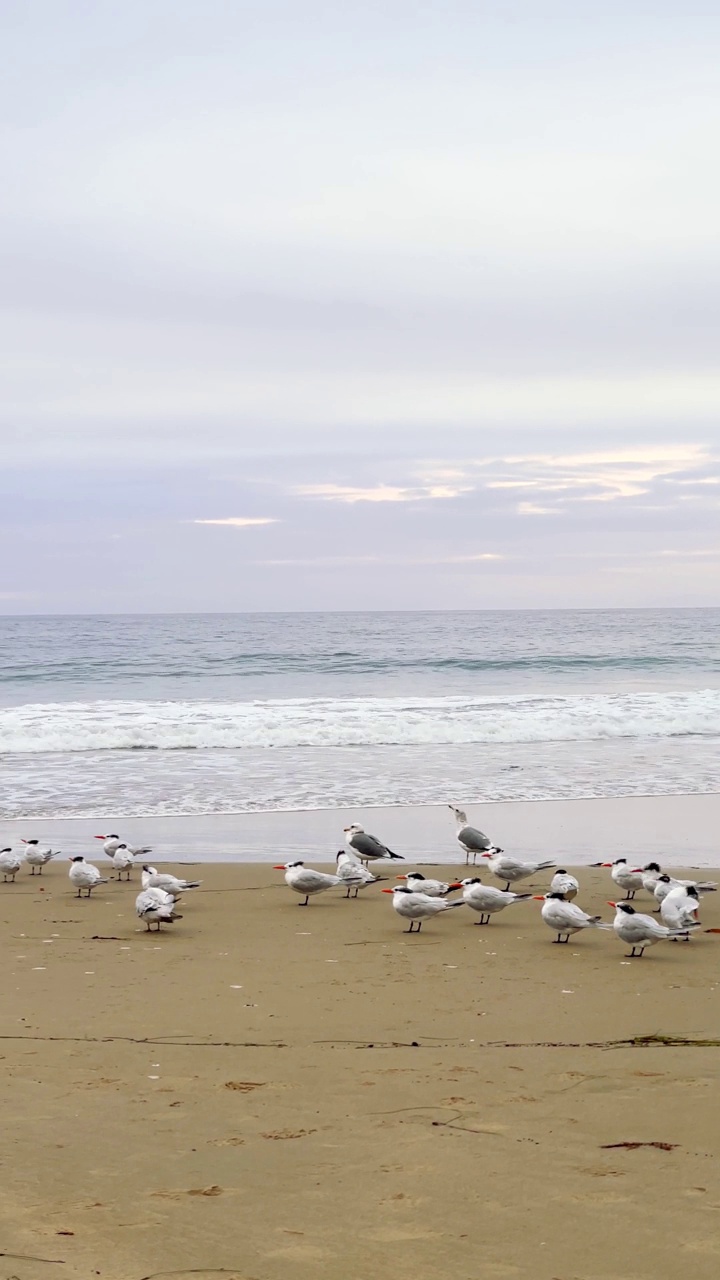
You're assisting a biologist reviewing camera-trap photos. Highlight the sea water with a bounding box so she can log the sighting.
[0,609,718,818]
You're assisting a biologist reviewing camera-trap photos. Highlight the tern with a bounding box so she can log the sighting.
[639,862,663,895]
[459,877,532,925]
[653,872,718,907]
[397,872,460,898]
[597,859,644,900]
[136,887,183,932]
[534,892,611,943]
[549,870,579,901]
[609,902,695,956]
[343,824,403,866]
[108,844,136,880]
[274,861,343,906]
[0,848,22,883]
[382,885,465,933]
[335,851,385,898]
[141,866,202,898]
[448,806,502,865]
[481,851,556,892]
[21,840,61,875]
[95,834,153,857]
[660,885,701,935]
[68,855,108,898]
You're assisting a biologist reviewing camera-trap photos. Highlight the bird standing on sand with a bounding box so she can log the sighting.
[534,892,611,944]
[609,902,695,956]
[653,872,717,907]
[141,866,202,899]
[639,862,663,894]
[598,859,644,900]
[21,840,61,875]
[135,887,183,931]
[481,851,556,892]
[0,848,22,882]
[549,870,579,901]
[448,805,501,865]
[274,861,343,906]
[335,852,385,898]
[397,872,459,898]
[660,885,701,934]
[68,855,108,898]
[344,824,403,866]
[108,844,136,880]
[382,885,465,933]
[96,834,153,857]
[459,877,532,925]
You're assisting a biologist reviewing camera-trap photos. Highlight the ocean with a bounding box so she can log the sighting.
[0,609,718,820]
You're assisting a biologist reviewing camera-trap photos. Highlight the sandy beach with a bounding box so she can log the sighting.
[1,850,719,1280]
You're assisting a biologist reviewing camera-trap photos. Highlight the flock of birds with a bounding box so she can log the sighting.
[275,808,719,958]
[1,806,716,955]
[0,834,201,931]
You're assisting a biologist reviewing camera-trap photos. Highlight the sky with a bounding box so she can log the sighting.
[2,0,719,612]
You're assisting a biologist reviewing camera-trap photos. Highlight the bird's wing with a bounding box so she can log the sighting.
[458,825,491,851]
[351,832,393,857]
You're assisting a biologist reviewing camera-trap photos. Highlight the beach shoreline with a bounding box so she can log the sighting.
[4,791,720,867]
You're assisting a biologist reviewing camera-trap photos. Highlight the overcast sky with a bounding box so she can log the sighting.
[2,0,719,612]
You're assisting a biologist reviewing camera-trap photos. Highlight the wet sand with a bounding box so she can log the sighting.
[1,857,720,1280]
[5,790,720,865]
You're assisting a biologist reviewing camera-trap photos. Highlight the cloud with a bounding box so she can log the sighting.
[294,483,470,503]
[192,517,279,527]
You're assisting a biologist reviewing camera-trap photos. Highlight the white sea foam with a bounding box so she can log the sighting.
[1,689,719,754]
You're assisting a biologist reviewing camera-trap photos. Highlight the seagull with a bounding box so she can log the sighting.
[21,839,61,875]
[68,855,108,898]
[549,870,579,901]
[598,859,644,900]
[660,885,701,935]
[459,877,532,925]
[0,848,22,883]
[135,887,183,932]
[481,851,556,892]
[653,872,718,907]
[609,901,695,956]
[448,806,502,865]
[397,872,460,898]
[95,834,153,857]
[343,824,403,866]
[108,844,136,880]
[274,861,343,906]
[335,852,385,898]
[141,866,202,899]
[381,885,465,933]
[534,892,612,943]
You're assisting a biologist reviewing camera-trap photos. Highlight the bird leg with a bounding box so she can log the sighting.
[473,913,490,926]
[298,896,309,906]
[344,888,351,899]
[503,882,511,891]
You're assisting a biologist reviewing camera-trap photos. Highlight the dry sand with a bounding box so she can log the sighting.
[1,859,720,1280]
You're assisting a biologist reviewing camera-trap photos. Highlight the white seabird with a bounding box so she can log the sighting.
[141,866,202,899]
[534,892,611,943]
[459,877,532,925]
[68,855,108,898]
[21,840,61,875]
[0,848,22,883]
[135,887,183,932]
[274,861,343,906]
[448,805,502,865]
[381,885,465,933]
[343,824,404,866]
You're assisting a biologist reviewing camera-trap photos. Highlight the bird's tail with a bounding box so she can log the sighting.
[387,851,404,860]
[590,918,614,930]
[444,899,466,910]
[164,912,182,923]
[537,861,557,870]
[511,893,533,903]
[696,882,718,891]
